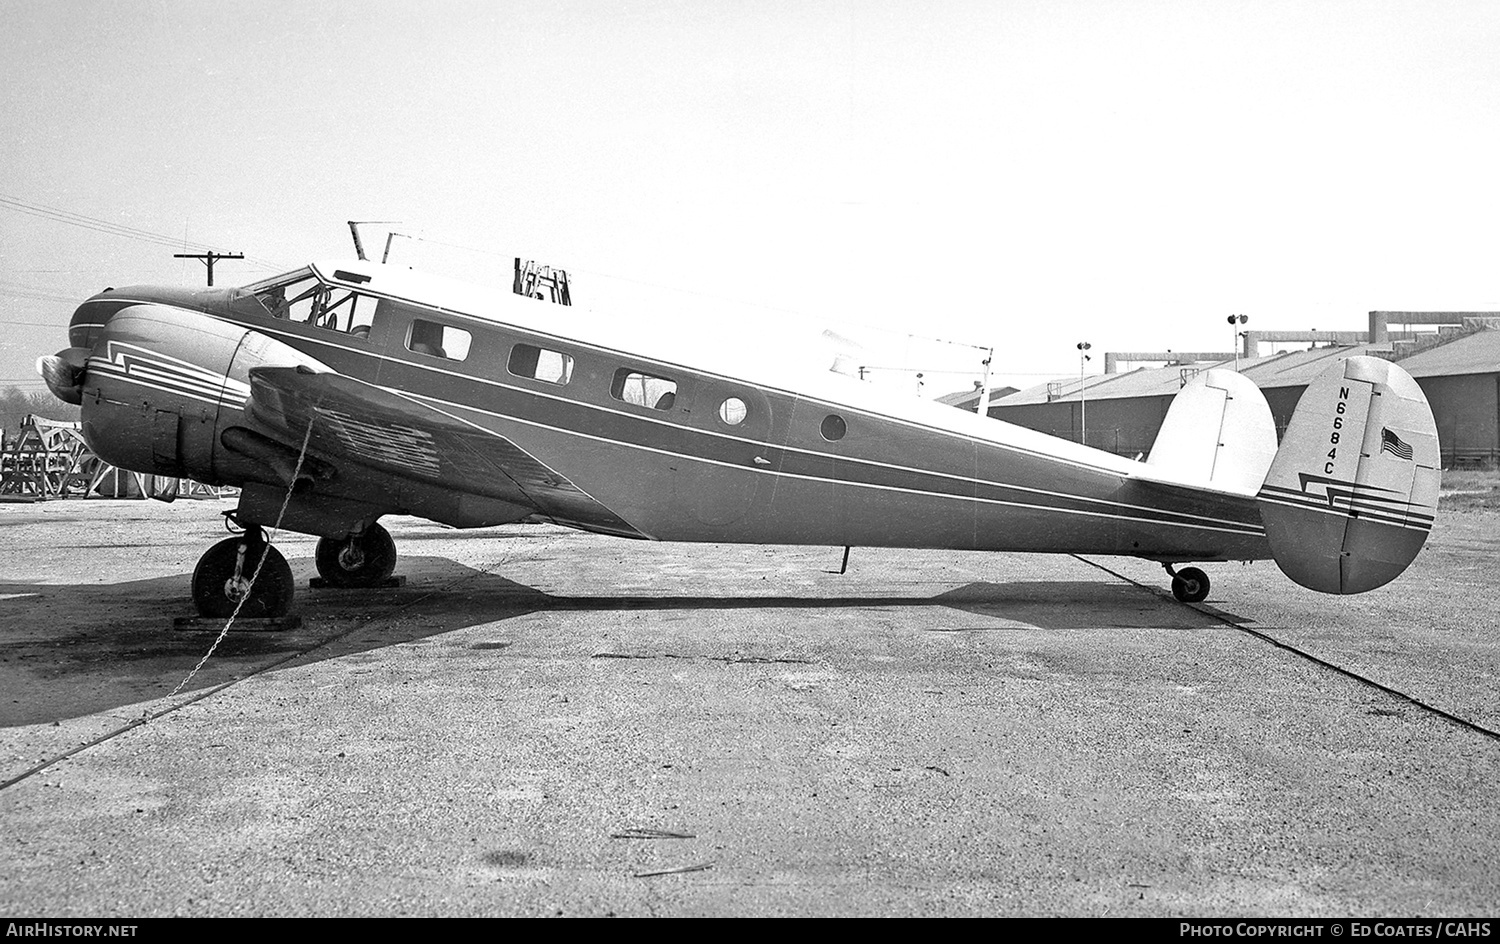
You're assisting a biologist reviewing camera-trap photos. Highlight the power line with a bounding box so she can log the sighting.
[0,194,220,251]
[0,194,287,270]
[0,286,79,304]
[858,366,986,375]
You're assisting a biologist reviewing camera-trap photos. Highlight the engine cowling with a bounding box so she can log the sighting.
[48,304,327,487]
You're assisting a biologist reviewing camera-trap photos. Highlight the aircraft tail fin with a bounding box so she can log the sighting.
[1256,355,1440,594]
[1144,368,1278,494]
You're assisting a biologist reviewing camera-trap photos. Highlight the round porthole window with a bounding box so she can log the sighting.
[718,397,748,426]
[820,414,847,442]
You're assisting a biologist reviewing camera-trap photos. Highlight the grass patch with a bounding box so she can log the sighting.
[1441,467,1500,512]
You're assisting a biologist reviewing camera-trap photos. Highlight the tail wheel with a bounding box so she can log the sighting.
[192,535,295,618]
[1171,566,1210,604]
[315,523,397,588]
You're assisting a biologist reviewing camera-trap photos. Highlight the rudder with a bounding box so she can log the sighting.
[1257,356,1439,593]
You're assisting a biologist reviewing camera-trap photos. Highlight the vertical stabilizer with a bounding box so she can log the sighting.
[1256,356,1439,594]
[1146,368,1277,494]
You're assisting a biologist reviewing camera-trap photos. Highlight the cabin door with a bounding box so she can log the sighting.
[671,381,776,527]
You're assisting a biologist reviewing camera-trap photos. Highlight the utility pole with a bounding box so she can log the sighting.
[173,251,244,286]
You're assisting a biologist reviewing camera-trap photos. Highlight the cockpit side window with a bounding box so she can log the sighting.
[250,272,376,341]
[311,289,370,333]
[282,280,324,324]
[253,274,319,321]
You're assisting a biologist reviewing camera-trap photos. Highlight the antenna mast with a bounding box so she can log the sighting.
[347,221,400,261]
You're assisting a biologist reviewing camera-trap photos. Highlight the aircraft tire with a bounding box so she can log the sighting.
[192,536,295,619]
[1171,567,1210,604]
[315,523,397,588]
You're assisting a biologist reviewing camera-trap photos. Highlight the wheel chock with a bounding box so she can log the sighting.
[308,575,406,589]
[171,616,303,632]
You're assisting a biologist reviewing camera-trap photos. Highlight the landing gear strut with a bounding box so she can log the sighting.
[1164,564,1210,604]
[191,524,295,618]
[314,522,397,588]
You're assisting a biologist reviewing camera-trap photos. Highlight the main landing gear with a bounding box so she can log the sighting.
[314,523,397,588]
[187,518,398,618]
[1164,563,1210,604]
[191,520,295,618]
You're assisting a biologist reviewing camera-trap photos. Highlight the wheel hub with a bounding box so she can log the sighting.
[337,542,366,571]
[222,576,251,602]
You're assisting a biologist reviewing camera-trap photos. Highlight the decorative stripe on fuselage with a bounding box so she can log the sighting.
[397,385,1266,539]
[88,341,250,408]
[94,299,1268,539]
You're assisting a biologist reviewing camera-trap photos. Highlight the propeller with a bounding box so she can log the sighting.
[36,348,90,405]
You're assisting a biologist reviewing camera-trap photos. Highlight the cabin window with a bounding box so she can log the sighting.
[718,397,748,426]
[611,368,678,411]
[820,414,847,442]
[508,343,574,385]
[407,320,472,361]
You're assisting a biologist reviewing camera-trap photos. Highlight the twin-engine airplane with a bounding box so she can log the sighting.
[38,259,1440,618]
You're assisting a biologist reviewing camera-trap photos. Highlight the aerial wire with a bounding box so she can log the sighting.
[0,194,286,270]
[384,230,1003,381]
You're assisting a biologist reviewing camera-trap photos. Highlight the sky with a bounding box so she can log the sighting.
[2,0,1497,399]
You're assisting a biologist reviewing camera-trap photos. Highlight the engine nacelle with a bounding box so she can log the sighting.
[68,305,326,487]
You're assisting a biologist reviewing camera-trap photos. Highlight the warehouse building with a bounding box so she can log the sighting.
[983,314,1500,467]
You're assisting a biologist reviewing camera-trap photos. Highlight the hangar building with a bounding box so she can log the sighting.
[984,315,1500,467]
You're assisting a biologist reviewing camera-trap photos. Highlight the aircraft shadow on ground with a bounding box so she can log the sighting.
[0,556,1236,726]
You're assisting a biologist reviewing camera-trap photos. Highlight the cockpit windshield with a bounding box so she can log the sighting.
[240,267,314,295]
[240,267,377,337]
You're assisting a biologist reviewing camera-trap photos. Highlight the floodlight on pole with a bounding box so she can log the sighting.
[1076,341,1092,446]
[976,347,995,417]
[1227,314,1249,370]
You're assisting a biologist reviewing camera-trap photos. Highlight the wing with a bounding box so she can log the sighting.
[243,366,649,538]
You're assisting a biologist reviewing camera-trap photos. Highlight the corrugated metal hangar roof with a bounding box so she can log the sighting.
[1397,327,1500,378]
[1000,327,1498,406]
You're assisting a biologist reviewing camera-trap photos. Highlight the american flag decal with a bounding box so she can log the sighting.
[1381,427,1414,461]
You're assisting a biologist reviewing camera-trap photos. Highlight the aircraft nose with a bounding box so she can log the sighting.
[68,292,131,349]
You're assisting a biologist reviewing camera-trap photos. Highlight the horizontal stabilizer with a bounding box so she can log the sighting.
[1144,368,1277,494]
[1257,356,1439,594]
